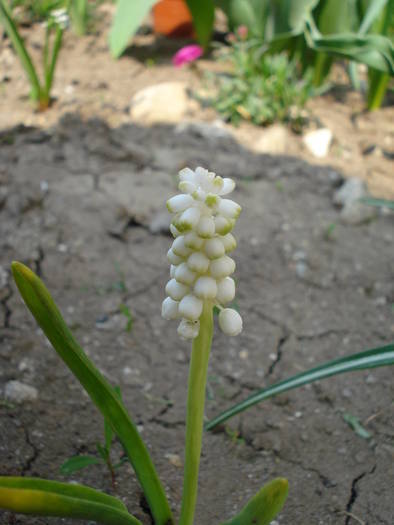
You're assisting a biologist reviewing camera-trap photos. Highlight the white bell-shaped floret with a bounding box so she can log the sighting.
[179,180,197,194]
[218,199,241,219]
[218,308,243,336]
[221,233,237,253]
[179,167,197,183]
[204,238,225,259]
[209,255,236,279]
[178,294,203,321]
[187,252,210,273]
[177,318,200,339]
[167,248,184,266]
[167,194,194,213]
[161,297,179,320]
[205,193,220,210]
[214,216,234,235]
[184,231,204,250]
[218,178,235,195]
[216,277,235,304]
[175,263,196,285]
[194,276,218,300]
[196,216,215,238]
[170,264,176,278]
[175,206,201,231]
[165,279,189,301]
[172,236,191,257]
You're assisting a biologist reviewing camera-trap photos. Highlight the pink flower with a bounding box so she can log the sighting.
[172,44,203,67]
[237,25,248,39]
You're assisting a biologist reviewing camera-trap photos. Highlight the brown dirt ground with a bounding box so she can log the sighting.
[0,7,394,525]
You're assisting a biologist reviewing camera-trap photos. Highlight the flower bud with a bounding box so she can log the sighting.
[179,180,197,194]
[184,231,204,250]
[162,297,179,320]
[219,178,235,195]
[218,308,243,336]
[196,216,215,238]
[187,252,210,273]
[167,248,184,266]
[204,238,225,259]
[175,206,201,232]
[214,216,234,235]
[167,194,194,213]
[178,294,203,321]
[218,199,241,219]
[170,264,176,278]
[216,277,235,304]
[172,236,192,257]
[175,263,196,285]
[178,318,200,339]
[165,279,189,301]
[209,255,236,279]
[194,276,218,299]
[221,233,237,253]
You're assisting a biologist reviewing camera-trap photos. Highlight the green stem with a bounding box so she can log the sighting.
[179,302,214,525]
[367,69,389,110]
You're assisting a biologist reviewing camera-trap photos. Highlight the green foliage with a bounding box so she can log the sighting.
[208,35,314,127]
[206,343,394,430]
[0,477,142,525]
[109,0,156,58]
[215,0,394,108]
[186,0,214,48]
[220,478,289,525]
[343,413,372,440]
[10,262,173,525]
[0,0,64,109]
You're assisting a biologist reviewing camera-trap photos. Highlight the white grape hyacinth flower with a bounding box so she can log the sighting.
[163,167,243,339]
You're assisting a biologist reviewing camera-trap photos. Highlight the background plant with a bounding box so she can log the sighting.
[207,31,314,128]
[0,0,65,109]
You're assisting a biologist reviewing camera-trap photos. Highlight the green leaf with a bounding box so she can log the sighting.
[220,478,288,525]
[360,197,394,209]
[0,477,141,525]
[0,1,42,101]
[97,442,109,462]
[186,0,214,48]
[11,262,173,525]
[343,413,372,439]
[359,0,388,35]
[206,343,394,430]
[109,0,157,58]
[60,455,103,475]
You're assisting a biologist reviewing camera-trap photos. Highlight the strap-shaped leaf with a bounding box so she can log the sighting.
[186,0,214,48]
[220,478,288,525]
[109,0,157,58]
[0,477,140,525]
[206,343,394,429]
[11,262,173,525]
[60,455,103,475]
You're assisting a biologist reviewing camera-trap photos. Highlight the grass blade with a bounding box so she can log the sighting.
[11,262,173,525]
[0,1,42,101]
[206,343,394,430]
[60,455,103,475]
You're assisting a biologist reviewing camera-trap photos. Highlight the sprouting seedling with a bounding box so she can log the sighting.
[60,387,129,487]
[119,303,133,332]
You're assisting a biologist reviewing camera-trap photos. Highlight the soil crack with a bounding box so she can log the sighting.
[345,465,376,525]
[267,331,289,376]
[21,428,40,475]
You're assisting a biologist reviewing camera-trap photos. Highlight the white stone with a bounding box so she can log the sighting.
[252,124,289,154]
[303,128,333,158]
[5,381,38,403]
[130,82,198,124]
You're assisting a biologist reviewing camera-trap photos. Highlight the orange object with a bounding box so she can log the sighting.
[153,0,194,38]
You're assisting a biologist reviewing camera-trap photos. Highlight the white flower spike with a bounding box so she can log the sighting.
[162,167,243,339]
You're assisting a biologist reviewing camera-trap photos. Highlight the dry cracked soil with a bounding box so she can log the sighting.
[0,114,393,525]
[0,11,394,525]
